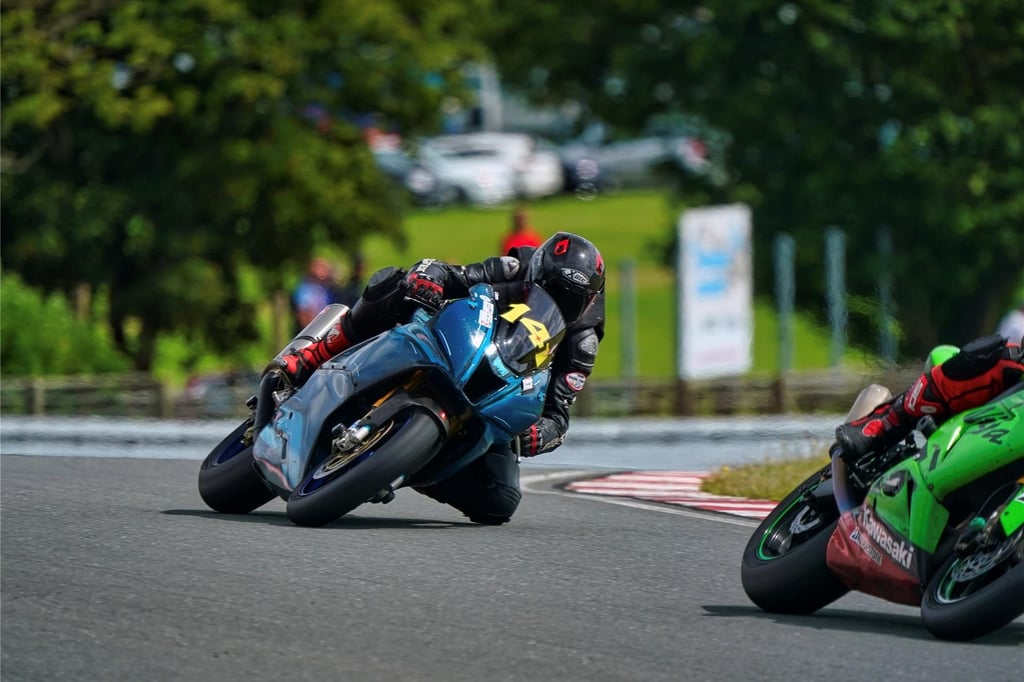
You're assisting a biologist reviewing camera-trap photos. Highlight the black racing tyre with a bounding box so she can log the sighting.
[286,406,443,527]
[198,419,275,514]
[921,528,1024,641]
[741,467,850,615]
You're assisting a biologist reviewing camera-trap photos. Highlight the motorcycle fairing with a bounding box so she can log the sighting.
[429,283,557,434]
[922,389,1024,501]
[999,479,1024,537]
[826,507,928,606]
[253,363,363,493]
[254,283,554,495]
[891,386,1024,554]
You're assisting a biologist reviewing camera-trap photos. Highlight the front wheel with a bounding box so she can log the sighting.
[921,526,1024,641]
[286,406,443,527]
[740,466,849,614]
[198,418,275,514]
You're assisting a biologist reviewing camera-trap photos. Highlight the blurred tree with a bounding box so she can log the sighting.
[487,0,1024,356]
[1,269,132,376]
[1,0,490,370]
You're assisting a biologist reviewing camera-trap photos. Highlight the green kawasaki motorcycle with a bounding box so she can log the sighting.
[741,376,1024,641]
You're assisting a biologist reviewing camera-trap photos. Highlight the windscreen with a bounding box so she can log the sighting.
[493,283,567,374]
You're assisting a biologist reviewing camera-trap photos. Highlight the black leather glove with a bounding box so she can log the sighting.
[516,417,565,457]
[404,259,447,311]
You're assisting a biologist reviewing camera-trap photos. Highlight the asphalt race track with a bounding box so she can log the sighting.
[1,454,1021,682]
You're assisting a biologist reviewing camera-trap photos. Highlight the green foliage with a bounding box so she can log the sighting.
[1,0,491,370]
[488,0,1024,357]
[0,271,131,376]
[2,190,874,381]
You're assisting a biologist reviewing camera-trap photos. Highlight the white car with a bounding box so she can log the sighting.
[417,135,518,206]
[418,133,565,205]
[471,132,565,199]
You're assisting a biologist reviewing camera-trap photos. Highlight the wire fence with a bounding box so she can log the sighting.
[1,367,920,420]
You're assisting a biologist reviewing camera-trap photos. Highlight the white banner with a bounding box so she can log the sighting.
[677,204,753,379]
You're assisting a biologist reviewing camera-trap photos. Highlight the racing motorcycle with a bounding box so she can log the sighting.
[741,369,1024,641]
[197,282,565,527]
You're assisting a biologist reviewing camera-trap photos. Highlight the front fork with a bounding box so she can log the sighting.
[957,477,1024,556]
[326,370,455,502]
[329,371,429,459]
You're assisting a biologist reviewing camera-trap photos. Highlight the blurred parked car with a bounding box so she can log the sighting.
[373,148,450,207]
[473,132,565,199]
[559,123,712,189]
[417,134,518,206]
[417,132,564,205]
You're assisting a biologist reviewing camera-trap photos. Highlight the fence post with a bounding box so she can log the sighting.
[675,378,693,416]
[29,380,45,415]
[774,233,796,412]
[825,228,847,367]
[158,381,174,419]
[878,227,897,366]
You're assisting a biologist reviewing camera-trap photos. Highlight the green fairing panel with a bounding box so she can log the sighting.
[923,390,1024,499]
[868,460,949,554]
[999,484,1024,537]
[868,388,1024,553]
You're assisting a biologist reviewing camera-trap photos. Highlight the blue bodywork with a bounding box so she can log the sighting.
[253,283,559,495]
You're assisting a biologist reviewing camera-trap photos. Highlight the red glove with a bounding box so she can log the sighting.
[404,259,447,310]
[516,418,565,457]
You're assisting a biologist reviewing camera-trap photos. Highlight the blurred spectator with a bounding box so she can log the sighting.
[292,257,340,331]
[334,252,367,307]
[501,206,543,255]
[997,303,1024,343]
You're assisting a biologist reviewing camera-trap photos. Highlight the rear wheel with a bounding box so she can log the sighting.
[198,419,275,514]
[286,406,443,527]
[740,466,849,614]
[921,525,1024,641]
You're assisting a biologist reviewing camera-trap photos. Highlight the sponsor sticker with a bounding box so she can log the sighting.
[906,377,937,414]
[857,507,916,570]
[478,296,494,328]
[522,375,535,391]
[850,528,883,565]
[562,268,591,286]
[565,372,587,392]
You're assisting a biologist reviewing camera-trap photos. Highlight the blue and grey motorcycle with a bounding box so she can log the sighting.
[198,282,566,527]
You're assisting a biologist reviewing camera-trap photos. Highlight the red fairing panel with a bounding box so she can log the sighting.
[825,508,924,606]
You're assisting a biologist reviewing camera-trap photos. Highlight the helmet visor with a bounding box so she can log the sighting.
[545,282,593,324]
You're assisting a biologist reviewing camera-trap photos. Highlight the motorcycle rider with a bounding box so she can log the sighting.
[834,333,1024,460]
[265,232,606,524]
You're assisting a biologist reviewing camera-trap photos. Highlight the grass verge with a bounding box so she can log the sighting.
[701,454,830,501]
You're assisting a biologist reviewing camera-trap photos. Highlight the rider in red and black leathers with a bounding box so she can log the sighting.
[835,333,1024,460]
[267,232,606,524]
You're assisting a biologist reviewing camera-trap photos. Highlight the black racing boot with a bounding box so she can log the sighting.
[834,394,915,459]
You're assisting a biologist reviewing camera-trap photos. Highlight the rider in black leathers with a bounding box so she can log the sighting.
[266,232,606,524]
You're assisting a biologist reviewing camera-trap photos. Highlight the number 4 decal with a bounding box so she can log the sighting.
[501,303,553,365]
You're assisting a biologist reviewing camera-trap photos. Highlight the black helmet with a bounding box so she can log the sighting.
[524,232,605,323]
